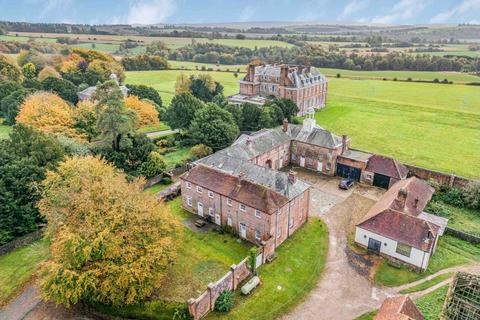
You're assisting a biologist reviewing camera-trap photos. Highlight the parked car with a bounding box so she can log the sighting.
[339,178,355,190]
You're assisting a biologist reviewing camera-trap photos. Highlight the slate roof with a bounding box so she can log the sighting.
[197,152,310,201]
[77,85,128,101]
[252,64,327,88]
[181,164,292,214]
[366,154,408,179]
[357,177,439,252]
[375,296,424,320]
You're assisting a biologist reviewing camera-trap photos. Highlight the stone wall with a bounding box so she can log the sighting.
[188,257,256,320]
[445,227,480,244]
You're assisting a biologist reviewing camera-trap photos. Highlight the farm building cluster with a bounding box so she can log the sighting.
[180,110,447,268]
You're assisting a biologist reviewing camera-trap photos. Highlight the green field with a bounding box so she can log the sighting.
[6,32,293,50]
[0,238,49,305]
[415,285,449,320]
[126,70,242,104]
[316,78,480,178]
[168,60,246,72]
[319,68,480,82]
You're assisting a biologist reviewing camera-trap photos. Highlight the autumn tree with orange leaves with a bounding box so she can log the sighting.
[125,95,160,128]
[38,156,180,306]
[16,92,84,140]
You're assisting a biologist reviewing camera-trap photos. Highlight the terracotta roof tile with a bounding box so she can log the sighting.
[181,164,289,214]
[366,155,408,179]
[375,296,424,320]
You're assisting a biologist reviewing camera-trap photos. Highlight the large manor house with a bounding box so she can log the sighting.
[228,63,328,115]
[181,64,446,269]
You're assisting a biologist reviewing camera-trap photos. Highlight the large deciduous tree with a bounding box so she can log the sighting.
[125,95,160,128]
[164,92,204,130]
[0,88,35,125]
[0,55,23,83]
[38,156,180,306]
[187,103,239,151]
[41,76,79,104]
[16,92,83,140]
[126,84,162,109]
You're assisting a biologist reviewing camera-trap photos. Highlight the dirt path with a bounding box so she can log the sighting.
[281,177,393,320]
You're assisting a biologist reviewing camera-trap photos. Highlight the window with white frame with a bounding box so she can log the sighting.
[239,204,246,212]
[187,196,192,207]
[396,242,412,257]
[227,198,232,206]
[208,191,214,198]
[196,186,203,193]
[208,207,214,216]
[255,210,261,218]
[227,216,232,226]
[186,182,191,189]
[255,230,261,241]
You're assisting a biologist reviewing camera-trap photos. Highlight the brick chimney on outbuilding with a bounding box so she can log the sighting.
[342,135,348,154]
[283,119,288,132]
[288,170,297,184]
[248,64,256,82]
[395,188,408,210]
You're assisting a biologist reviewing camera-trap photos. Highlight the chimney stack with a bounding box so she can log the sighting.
[396,188,408,210]
[280,65,288,86]
[342,135,348,154]
[288,170,297,184]
[237,172,245,188]
[283,119,288,132]
[248,64,256,82]
[246,137,251,146]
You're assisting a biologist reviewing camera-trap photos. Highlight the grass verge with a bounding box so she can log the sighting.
[400,273,454,294]
[415,285,449,320]
[208,218,329,320]
[374,236,480,287]
[0,238,49,305]
[137,122,170,134]
[162,147,191,169]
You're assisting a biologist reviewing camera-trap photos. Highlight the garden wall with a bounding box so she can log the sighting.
[404,164,471,189]
[445,227,480,244]
[0,229,43,256]
[188,257,256,320]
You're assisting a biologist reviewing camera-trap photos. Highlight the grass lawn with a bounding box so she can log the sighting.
[144,182,172,195]
[374,235,480,287]
[415,285,449,320]
[208,218,329,320]
[400,273,454,294]
[0,238,49,305]
[125,70,242,104]
[0,123,12,140]
[316,78,480,178]
[162,147,191,169]
[137,122,170,134]
[94,198,251,319]
[168,60,246,72]
[354,310,377,320]
[436,203,480,236]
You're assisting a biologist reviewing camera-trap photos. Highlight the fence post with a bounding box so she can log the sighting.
[187,298,197,320]
[230,264,237,290]
[449,174,455,188]
[207,283,215,311]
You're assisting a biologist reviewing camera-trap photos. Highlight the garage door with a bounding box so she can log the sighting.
[373,173,390,189]
[336,163,361,182]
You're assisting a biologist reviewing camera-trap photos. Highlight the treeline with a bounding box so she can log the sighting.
[169,43,480,72]
[121,55,169,71]
[0,21,117,35]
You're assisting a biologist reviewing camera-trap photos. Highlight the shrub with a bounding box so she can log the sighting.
[437,187,466,207]
[464,182,480,210]
[189,144,213,159]
[37,66,60,81]
[41,76,79,104]
[407,77,412,81]
[140,151,167,178]
[433,78,439,83]
[336,73,341,78]
[393,77,397,81]
[215,291,234,312]
[426,201,451,218]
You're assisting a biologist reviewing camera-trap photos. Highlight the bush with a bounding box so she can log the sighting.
[407,77,412,81]
[215,291,234,312]
[437,187,466,207]
[426,201,451,218]
[336,73,341,78]
[189,144,213,159]
[393,77,397,81]
[41,76,79,104]
[464,182,480,210]
[433,78,439,83]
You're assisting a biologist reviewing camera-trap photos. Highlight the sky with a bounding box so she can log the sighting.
[0,0,479,25]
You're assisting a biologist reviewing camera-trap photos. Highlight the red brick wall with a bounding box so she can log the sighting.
[252,141,291,170]
[291,141,342,175]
